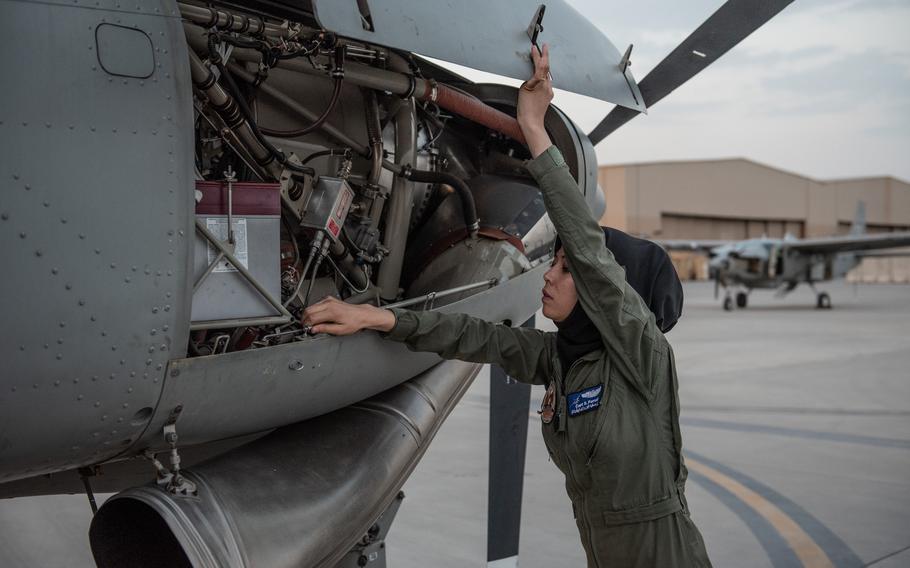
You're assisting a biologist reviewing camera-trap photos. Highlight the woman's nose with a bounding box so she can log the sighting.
[543,266,555,283]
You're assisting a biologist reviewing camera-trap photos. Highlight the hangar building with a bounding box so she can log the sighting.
[596,158,910,282]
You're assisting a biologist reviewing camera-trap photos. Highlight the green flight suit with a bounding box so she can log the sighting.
[386,146,712,567]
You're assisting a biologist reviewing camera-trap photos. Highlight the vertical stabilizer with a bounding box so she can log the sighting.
[850,201,867,235]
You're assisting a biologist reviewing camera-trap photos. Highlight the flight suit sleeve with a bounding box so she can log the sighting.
[526,145,661,401]
[385,308,554,386]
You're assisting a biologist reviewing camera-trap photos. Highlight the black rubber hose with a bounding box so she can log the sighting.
[405,168,479,238]
[299,147,351,166]
[260,45,346,139]
[260,76,343,138]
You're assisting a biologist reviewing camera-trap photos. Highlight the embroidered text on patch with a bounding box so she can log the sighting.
[567,384,604,417]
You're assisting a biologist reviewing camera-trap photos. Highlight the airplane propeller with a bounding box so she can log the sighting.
[588,0,796,145]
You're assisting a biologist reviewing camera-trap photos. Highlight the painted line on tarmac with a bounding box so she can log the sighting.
[682,417,910,450]
[687,466,801,567]
[685,405,910,417]
[687,451,863,568]
[687,456,833,567]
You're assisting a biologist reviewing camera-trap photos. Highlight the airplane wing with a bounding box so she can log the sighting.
[784,232,910,255]
[659,239,732,252]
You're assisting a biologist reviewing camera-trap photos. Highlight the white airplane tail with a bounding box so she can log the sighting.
[850,201,866,235]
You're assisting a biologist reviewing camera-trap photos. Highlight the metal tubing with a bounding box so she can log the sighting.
[382,279,497,310]
[185,32,421,100]
[345,285,381,305]
[330,240,370,292]
[190,316,291,331]
[193,102,267,181]
[227,64,369,156]
[187,50,279,175]
[179,3,286,38]
[377,56,417,300]
[195,220,293,321]
[186,31,526,144]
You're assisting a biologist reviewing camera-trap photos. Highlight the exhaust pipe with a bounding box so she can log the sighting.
[89,359,482,568]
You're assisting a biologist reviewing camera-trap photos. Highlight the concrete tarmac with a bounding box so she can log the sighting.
[388,281,910,568]
[1,281,908,567]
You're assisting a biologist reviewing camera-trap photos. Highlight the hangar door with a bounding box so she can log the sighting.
[661,214,804,240]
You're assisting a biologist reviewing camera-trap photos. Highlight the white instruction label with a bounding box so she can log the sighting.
[206,217,249,273]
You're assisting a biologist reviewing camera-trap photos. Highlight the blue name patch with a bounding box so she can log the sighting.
[567,384,604,417]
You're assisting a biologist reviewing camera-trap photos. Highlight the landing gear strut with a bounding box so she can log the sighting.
[723,294,733,311]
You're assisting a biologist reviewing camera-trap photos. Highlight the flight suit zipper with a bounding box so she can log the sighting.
[558,357,602,567]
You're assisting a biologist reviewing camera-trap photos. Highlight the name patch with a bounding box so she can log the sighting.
[567,384,604,417]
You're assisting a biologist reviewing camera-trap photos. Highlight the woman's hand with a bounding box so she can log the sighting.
[517,44,554,158]
[302,296,396,336]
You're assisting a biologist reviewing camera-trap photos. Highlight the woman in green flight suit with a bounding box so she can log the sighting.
[303,44,712,568]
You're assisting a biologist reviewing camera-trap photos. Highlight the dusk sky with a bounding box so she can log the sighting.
[439,0,910,183]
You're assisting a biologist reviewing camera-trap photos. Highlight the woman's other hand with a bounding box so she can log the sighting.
[302,296,396,336]
[517,44,554,158]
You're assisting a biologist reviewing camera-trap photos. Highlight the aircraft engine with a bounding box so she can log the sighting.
[0,0,599,519]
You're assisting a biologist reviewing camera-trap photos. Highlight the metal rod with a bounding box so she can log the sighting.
[377,54,417,300]
[383,279,497,310]
[190,316,291,331]
[193,251,225,294]
[225,167,236,245]
[194,219,294,321]
[78,468,98,515]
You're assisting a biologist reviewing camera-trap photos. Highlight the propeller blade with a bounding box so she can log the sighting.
[487,316,534,567]
[588,0,796,145]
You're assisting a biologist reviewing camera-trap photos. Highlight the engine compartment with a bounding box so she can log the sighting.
[180,1,595,358]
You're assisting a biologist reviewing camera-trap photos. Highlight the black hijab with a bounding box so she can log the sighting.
[553,227,684,377]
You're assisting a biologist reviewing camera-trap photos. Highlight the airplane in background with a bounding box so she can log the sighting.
[663,203,910,310]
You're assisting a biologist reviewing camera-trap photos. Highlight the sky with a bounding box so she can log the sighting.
[436,0,910,182]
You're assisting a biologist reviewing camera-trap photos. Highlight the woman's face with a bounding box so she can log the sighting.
[542,247,578,322]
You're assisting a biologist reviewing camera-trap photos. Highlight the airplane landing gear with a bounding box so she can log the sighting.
[809,283,832,309]
[723,295,734,311]
[736,291,748,308]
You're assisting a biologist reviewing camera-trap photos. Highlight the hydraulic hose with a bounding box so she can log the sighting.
[300,147,351,166]
[383,161,479,239]
[260,75,344,138]
[205,33,318,176]
[420,83,526,146]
